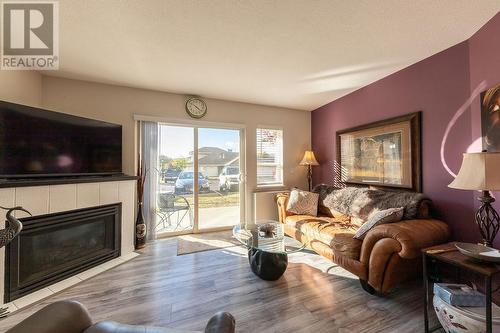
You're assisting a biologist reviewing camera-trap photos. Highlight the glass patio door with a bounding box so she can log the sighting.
[155,124,243,236]
[156,125,195,234]
[197,128,242,230]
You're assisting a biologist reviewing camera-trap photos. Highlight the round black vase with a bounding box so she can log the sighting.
[135,202,146,249]
[248,247,288,281]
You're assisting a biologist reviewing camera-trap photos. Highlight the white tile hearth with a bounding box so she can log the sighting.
[118,181,136,254]
[0,188,15,208]
[0,179,137,314]
[49,184,77,213]
[2,302,18,313]
[10,252,140,312]
[12,288,53,309]
[99,182,119,205]
[76,183,100,208]
[48,276,82,293]
[121,251,141,261]
[15,186,49,218]
[99,257,125,271]
[77,265,106,280]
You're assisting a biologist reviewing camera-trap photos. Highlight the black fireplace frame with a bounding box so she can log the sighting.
[5,203,121,302]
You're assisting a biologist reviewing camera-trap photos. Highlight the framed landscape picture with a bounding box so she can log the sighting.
[336,112,422,192]
[481,83,500,152]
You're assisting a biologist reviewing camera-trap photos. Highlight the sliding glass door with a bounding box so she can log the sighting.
[156,125,194,234]
[155,124,244,236]
[198,128,241,230]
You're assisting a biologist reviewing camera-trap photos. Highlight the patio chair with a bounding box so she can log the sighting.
[156,192,193,232]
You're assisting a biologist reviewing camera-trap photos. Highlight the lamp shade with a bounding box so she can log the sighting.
[448,152,500,191]
[300,150,319,166]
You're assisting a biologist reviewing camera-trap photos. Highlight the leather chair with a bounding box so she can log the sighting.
[6,300,236,333]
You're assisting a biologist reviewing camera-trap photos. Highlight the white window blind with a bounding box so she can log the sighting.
[256,128,283,186]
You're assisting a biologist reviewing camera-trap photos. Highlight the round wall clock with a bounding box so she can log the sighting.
[185,97,207,119]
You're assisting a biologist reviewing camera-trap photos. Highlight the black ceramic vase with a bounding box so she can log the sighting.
[248,247,288,281]
[135,202,146,249]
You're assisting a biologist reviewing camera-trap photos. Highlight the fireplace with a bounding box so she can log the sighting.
[5,203,121,302]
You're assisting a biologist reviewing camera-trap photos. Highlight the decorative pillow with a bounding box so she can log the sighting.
[353,207,404,240]
[286,188,319,216]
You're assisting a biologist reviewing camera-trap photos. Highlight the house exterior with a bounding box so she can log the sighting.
[187,147,239,177]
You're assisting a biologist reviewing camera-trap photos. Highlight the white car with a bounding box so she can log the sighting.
[218,166,240,192]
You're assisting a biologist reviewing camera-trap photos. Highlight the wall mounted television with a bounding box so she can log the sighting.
[0,101,122,178]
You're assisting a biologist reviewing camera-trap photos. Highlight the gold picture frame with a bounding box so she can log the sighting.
[336,112,422,192]
[481,83,500,152]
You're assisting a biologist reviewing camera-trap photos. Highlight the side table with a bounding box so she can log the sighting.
[423,242,500,333]
[232,224,305,280]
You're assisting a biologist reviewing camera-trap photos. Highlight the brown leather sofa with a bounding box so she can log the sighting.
[6,300,235,333]
[276,190,450,294]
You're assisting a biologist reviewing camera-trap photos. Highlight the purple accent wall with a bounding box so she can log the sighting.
[312,13,500,244]
[468,14,500,232]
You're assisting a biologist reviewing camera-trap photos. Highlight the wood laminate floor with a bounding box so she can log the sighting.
[0,237,435,332]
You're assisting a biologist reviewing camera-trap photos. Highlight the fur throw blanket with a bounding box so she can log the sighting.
[313,184,430,221]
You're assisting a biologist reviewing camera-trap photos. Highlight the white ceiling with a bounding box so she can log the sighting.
[47,1,500,111]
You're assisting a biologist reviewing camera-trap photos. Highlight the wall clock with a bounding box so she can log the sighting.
[185,97,207,119]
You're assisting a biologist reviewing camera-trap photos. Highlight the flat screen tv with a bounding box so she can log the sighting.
[0,101,122,178]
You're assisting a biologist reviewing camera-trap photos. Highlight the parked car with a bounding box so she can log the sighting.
[174,171,210,194]
[163,168,181,182]
[219,166,240,192]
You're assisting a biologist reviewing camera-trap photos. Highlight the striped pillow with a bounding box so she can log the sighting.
[353,207,404,240]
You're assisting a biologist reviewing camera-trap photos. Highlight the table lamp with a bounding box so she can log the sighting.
[300,150,319,192]
[448,152,500,247]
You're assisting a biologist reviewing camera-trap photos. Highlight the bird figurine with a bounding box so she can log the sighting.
[0,206,29,248]
[0,206,30,318]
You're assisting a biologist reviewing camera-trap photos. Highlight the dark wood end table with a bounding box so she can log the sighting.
[423,242,500,333]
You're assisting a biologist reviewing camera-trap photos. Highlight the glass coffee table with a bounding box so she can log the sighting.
[233,221,305,281]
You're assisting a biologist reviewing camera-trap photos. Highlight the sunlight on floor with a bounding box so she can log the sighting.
[179,234,236,248]
[289,252,358,280]
[217,237,359,280]
[221,246,248,257]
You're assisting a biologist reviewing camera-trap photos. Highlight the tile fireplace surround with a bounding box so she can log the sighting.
[0,178,137,312]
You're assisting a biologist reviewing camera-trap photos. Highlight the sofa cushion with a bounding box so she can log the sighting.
[286,188,319,216]
[317,204,353,221]
[284,215,362,260]
[284,214,350,228]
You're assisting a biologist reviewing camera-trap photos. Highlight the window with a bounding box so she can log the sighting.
[256,128,283,186]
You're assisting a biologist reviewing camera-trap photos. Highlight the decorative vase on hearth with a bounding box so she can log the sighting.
[136,154,147,250]
[135,202,146,249]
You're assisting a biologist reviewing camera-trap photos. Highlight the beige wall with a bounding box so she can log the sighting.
[0,71,42,107]
[41,76,310,221]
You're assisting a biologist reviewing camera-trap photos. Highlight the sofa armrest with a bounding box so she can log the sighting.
[360,219,450,265]
[84,312,235,333]
[7,300,92,333]
[276,193,290,223]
